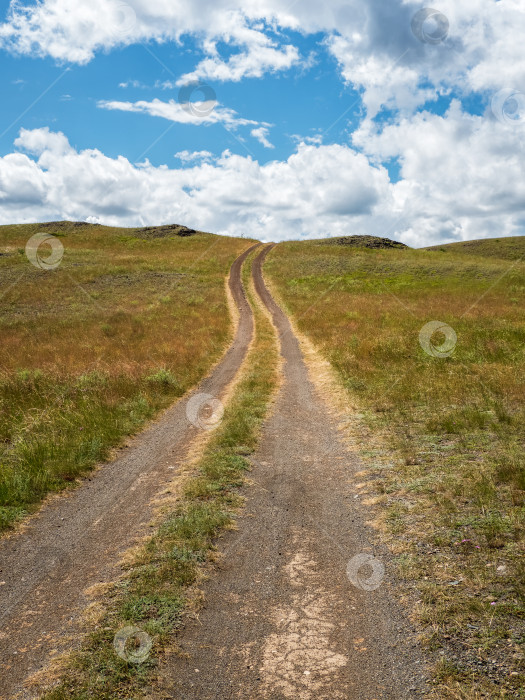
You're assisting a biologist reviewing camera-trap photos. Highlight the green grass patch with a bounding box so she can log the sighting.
[425,235,525,261]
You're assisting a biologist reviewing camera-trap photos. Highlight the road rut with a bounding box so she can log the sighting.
[163,245,428,699]
[0,244,258,699]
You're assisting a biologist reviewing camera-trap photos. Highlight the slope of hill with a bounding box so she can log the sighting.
[7,220,207,238]
[0,221,253,531]
[425,235,525,260]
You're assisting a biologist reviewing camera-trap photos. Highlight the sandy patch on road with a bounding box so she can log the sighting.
[259,535,348,700]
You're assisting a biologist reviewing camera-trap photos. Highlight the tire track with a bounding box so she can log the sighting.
[164,245,428,699]
[0,243,259,698]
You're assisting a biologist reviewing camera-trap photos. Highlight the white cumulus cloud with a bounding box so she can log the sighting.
[98,97,258,128]
[1,1,524,119]
[1,127,391,240]
[2,121,524,246]
[251,126,275,149]
[175,150,215,163]
[353,101,525,245]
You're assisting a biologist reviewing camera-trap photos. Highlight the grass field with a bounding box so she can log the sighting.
[425,236,525,261]
[266,237,525,698]
[0,222,252,531]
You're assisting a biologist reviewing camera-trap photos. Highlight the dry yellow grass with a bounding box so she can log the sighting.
[0,221,253,530]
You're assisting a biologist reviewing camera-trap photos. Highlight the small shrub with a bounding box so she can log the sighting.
[145,368,178,388]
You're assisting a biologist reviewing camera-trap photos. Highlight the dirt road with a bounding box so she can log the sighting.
[163,245,428,698]
[0,244,258,699]
[1,243,428,699]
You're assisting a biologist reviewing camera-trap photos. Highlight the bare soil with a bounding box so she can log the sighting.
[160,246,428,699]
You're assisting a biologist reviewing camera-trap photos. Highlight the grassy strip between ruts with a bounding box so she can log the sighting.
[40,246,279,699]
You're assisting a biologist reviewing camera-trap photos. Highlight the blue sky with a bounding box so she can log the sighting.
[0,1,524,245]
[2,30,359,166]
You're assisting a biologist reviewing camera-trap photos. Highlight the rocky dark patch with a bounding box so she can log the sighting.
[325,235,409,249]
[133,224,199,239]
[39,221,91,231]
